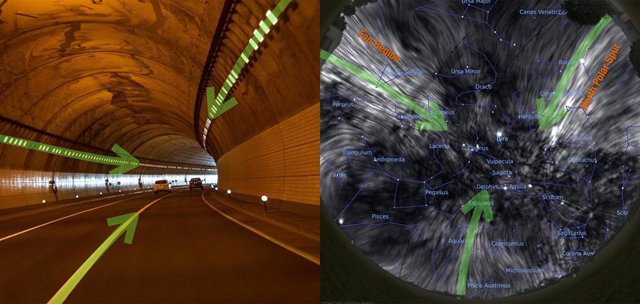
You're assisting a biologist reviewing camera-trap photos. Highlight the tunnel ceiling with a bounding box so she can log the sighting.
[0,0,225,171]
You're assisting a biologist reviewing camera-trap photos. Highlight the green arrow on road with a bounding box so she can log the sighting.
[0,134,139,175]
[536,15,611,130]
[456,190,494,296]
[320,49,448,131]
[207,86,238,119]
[105,212,139,244]
[49,213,139,304]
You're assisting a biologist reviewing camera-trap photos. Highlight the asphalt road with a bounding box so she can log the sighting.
[0,189,319,303]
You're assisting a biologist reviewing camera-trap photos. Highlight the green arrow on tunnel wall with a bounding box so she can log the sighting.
[0,134,139,175]
[207,86,237,119]
[205,0,292,120]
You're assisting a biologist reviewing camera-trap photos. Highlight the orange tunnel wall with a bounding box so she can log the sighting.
[216,103,319,215]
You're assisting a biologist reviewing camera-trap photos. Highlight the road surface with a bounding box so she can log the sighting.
[0,189,319,303]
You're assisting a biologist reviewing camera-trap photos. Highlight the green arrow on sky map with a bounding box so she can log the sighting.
[536,15,611,130]
[456,190,494,296]
[0,134,139,175]
[320,49,448,131]
[48,213,139,304]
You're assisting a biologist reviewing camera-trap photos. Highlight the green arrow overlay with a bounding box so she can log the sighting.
[48,213,139,304]
[536,15,611,130]
[0,134,139,175]
[456,190,494,296]
[207,86,237,119]
[206,0,291,119]
[320,49,447,131]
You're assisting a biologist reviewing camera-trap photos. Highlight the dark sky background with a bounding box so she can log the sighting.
[321,0,640,302]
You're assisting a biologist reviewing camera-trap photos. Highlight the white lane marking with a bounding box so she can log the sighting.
[47,190,183,303]
[0,193,137,223]
[200,190,320,266]
[0,194,148,242]
[137,190,184,214]
[212,197,319,241]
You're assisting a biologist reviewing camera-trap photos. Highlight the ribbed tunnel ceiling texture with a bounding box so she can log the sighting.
[0,0,316,175]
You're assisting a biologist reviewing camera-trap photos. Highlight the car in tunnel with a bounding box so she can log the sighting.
[153,179,172,194]
[189,177,203,190]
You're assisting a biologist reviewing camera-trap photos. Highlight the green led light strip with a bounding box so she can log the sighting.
[0,134,139,175]
[201,0,292,151]
[207,0,292,119]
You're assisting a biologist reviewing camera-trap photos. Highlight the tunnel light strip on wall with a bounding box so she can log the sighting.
[0,134,139,175]
[138,163,217,172]
[0,134,216,174]
[202,0,292,148]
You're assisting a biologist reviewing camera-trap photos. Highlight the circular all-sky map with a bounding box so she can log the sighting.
[321,0,640,299]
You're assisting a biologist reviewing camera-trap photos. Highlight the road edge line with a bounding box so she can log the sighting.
[213,196,319,241]
[200,190,320,266]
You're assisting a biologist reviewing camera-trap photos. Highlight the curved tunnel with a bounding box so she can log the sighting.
[0,0,319,302]
[0,0,318,208]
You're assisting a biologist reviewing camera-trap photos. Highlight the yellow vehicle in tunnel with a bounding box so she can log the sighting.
[153,179,171,194]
